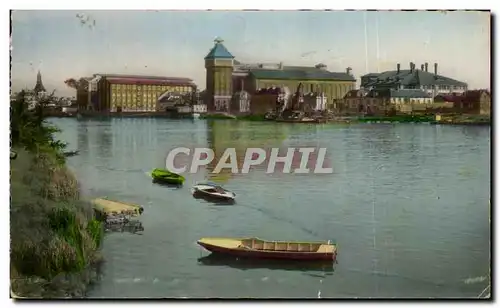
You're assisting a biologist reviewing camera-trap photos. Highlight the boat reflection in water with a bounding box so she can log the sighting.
[104,218,145,235]
[197,254,336,274]
[152,178,183,189]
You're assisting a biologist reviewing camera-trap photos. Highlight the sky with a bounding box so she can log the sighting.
[11,10,490,96]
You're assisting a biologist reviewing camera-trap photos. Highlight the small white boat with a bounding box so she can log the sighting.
[191,182,236,202]
[192,113,201,119]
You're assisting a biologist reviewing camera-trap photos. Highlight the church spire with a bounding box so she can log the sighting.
[33,70,46,93]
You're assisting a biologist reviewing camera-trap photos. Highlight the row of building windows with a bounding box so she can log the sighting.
[112,105,156,110]
[112,92,158,98]
[403,85,466,91]
[391,97,433,104]
[257,82,354,97]
[113,103,156,108]
[111,97,158,104]
[110,84,192,93]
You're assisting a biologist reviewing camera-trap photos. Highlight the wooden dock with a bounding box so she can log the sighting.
[91,198,144,217]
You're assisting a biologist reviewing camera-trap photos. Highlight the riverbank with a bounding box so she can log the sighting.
[50,110,491,126]
[200,114,267,121]
[10,149,104,298]
[10,92,104,298]
[431,114,491,126]
[357,114,435,123]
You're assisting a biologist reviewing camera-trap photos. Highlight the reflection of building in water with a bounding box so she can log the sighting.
[206,121,288,183]
[77,121,90,153]
[96,127,113,158]
[110,118,160,164]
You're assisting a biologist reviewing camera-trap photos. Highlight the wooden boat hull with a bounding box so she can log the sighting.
[197,238,337,261]
[193,189,234,201]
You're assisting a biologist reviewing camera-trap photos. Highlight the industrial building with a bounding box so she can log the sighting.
[77,74,196,113]
[204,38,357,114]
[361,62,468,96]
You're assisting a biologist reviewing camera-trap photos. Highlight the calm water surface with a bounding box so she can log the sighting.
[51,118,491,298]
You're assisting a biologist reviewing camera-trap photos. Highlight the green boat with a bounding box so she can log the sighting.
[151,168,185,185]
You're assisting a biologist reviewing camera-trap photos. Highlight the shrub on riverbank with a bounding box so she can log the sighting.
[10,91,104,298]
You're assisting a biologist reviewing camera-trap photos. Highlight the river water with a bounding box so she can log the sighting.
[51,118,491,298]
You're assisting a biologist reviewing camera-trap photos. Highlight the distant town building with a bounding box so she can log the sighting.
[303,92,328,112]
[377,88,433,114]
[204,38,356,114]
[435,90,491,115]
[335,87,446,116]
[156,91,187,112]
[231,79,251,114]
[192,104,207,115]
[33,70,47,97]
[361,62,467,97]
[15,70,49,110]
[79,74,196,112]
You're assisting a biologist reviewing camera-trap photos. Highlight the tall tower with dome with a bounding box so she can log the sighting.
[204,37,234,112]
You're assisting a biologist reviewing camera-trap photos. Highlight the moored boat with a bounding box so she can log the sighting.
[197,237,337,261]
[191,182,236,202]
[151,168,185,185]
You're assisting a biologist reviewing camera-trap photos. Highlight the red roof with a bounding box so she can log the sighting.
[106,77,195,86]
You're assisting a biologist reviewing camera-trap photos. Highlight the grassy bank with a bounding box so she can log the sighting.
[357,114,435,123]
[10,91,104,298]
[431,114,491,126]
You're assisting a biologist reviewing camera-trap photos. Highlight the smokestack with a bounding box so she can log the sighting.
[410,62,414,72]
[421,64,424,71]
[346,67,352,75]
[434,63,438,76]
[397,63,400,74]
[425,62,429,72]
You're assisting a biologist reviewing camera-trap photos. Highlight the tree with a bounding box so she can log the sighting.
[10,90,67,160]
[64,77,90,91]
